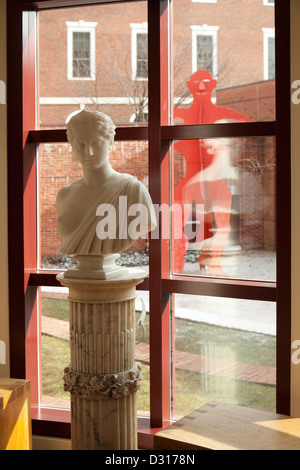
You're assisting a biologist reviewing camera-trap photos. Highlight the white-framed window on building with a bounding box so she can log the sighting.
[66,21,97,80]
[130,23,148,80]
[263,27,275,80]
[263,0,274,5]
[191,25,219,77]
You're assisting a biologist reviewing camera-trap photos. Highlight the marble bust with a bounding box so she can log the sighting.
[56,109,156,279]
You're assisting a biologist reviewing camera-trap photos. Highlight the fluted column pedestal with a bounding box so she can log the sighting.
[57,269,146,450]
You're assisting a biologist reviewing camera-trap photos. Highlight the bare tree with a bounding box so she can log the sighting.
[73,35,149,123]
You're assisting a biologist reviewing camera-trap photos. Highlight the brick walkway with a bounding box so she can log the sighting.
[42,316,276,386]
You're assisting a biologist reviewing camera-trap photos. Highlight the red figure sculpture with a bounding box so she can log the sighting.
[173,70,252,275]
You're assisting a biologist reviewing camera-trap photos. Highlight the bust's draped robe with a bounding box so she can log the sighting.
[58,174,156,256]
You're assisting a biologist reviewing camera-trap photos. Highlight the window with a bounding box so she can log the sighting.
[268,36,275,79]
[136,33,148,78]
[263,28,275,80]
[264,0,275,5]
[73,31,91,78]
[131,23,148,80]
[66,21,97,80]
[191,25,219,77]
[7,0,292,445]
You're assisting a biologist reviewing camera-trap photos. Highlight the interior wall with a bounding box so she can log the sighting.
[0,0,9,379]
[291,0,300,417]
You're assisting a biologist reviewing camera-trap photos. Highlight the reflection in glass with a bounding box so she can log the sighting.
[172,137,276,281]
[172,294,276,419]
[135,291,150,417]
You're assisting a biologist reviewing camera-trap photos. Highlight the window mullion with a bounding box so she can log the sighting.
[161,121,276,140]
[148,0,172,428]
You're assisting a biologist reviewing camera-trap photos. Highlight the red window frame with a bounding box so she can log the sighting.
[7,0,291,447]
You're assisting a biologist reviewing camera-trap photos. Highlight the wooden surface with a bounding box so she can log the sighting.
[0,379,32,450]
[154,402,300,450]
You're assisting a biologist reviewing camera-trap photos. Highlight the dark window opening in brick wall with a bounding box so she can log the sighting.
[73,32,91,79]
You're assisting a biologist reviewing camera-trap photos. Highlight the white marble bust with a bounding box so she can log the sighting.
[56,110,156,263]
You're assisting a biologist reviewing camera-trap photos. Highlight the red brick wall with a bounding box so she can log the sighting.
[216,80,275,122]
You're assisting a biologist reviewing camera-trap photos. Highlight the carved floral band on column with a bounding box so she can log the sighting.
[63,363,143,400]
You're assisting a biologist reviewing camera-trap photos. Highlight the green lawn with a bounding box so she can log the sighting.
[175,318,276,367]
[41,297,276,416]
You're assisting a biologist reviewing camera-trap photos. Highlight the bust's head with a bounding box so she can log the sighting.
[67,109,116,150]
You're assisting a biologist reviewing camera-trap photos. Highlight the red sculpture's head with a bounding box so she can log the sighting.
[186,70,217,98]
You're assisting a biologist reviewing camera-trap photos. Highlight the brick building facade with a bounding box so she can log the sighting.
[38,0,275,127]
[38,0,276,267]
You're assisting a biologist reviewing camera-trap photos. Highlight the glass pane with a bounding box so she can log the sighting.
[73,32,90,56]
[73,59,91,79]
[268,37,275,80]
[171,137,276,281]
[173,1,275,123]
[136,32,148,80]
[41,286,70,409]
[38,141,149,271]
[41,286,150,414]
[135,290,150,417]
[137,33,147,58]
[172,294,276,420]
[72,32,91,78]
[38,1,148,127]
[197,35,213,75]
